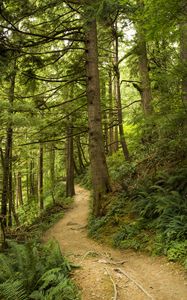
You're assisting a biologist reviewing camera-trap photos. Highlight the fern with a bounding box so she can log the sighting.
[31,268,79,300]
[37,268,64,290]
[0,254,14,282]
[0,241,80,300]
[0,279,28,300]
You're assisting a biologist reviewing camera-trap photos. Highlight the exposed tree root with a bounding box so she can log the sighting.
[114,268,154,300]
[105,267,118,300]
[98,258,127,265]
[79,251,100,264]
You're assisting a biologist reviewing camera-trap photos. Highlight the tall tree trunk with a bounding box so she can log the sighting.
[101,80,109,154]
[12,172,20,226]
[73,158,80,176]
[113,22,130,160]
[66,124,75,197]
[180,4,187,108]
[26,171,29,202]
[50,143,56,203]
[1,61,16,227]
[16,172,23,207]
[85,19,111,217]
[136,0,153,115]
[76,137,85,173]
[38,144,44,210]
[0,217,7,250]
[108,68,115,155]
[8,146,13,227]
[79,137,88,166]
[2,128,13,227]
[30,158,36,199]
[137,31,153,114]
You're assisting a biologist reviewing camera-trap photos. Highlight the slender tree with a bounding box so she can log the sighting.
[180,2,187,108]
[113,22,130,160]
[136,0,153,115]
[66,122,75,197]
[38,143,44,210]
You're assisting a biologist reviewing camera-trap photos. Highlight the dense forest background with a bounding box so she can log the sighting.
[0,0,187,297]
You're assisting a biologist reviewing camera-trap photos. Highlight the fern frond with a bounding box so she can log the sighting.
[0,278,28,300]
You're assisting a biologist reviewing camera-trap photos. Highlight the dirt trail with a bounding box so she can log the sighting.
[43,186,187,300]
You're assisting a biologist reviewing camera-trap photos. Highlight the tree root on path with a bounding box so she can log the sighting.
[114,268,154,300]
[105,267,118,300]
[78,251,153,300]
[98,258,127,266]
[79,251,100,264]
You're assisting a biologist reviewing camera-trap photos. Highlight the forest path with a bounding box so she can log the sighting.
[43,185,187,300]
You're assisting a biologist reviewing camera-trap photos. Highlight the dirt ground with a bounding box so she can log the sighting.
[43,186,187,300]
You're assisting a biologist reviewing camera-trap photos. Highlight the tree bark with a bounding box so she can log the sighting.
[76,136,85,173]
[137,31,153,114]
[136,0,153,115]
[16,172,23,207]
[79,137,88,166]
[85,19,111,217]
[180,4,187,108]
[8,147,13,227]
[1,61,16,227]
[108,68,115,155]
[38,144,44,210]
[50,143,56,203]
[101,80,109,154]
[1,128,13,227]
[66,124,75,197]
[29,158,36,199]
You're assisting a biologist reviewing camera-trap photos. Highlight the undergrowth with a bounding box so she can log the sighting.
[8,184,73,242]
[75,167,92,190]
[88,151,187,269]
[1,185,80,300]
[0,240,80,300]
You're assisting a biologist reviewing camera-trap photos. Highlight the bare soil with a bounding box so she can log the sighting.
[43,186,187,300]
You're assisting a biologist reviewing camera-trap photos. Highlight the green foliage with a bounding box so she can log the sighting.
[17,183,67,228]
[131,168,187,242]
[0,279,28,300]
[17,200,39,226]
[0,241,80,300]
[113,223,140,248]
[30,268,79,300]
[90,148,187,266]
[76,167,92,190]
[88,215,108,238]
[167,241,187,262]
[107,152,136,189]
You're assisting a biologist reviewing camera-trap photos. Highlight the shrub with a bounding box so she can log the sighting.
[167,241,187,262]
